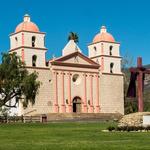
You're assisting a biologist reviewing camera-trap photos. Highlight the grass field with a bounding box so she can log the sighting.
[0,122,150,150]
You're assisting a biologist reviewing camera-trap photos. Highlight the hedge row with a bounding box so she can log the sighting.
[107,126,150,132]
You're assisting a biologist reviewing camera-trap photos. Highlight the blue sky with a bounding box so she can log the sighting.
[0,0,150,65]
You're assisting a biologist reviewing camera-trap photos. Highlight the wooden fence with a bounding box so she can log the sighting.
[0,115,47,123]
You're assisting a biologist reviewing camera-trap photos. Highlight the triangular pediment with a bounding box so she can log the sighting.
[50,52,99,68]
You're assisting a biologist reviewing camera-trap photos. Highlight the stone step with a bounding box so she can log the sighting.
[43,113,122,122]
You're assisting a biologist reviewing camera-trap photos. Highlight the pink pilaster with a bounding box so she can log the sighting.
[68,72,72,112]
[101,43,104,71]
[83,73,87,113]
[95,74,100,113]
[21,33,24,62]
[61,72,66,113]
[101,43,104,55]
[53,72,59,113]
[89,75,94,113]
[101,57,104,71]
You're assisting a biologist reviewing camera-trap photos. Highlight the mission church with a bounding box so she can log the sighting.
[9,14,124,116]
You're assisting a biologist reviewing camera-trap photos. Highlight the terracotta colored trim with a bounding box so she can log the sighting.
[25,66,50,70]
[21,33,25,62]
[90,75,94,113]
[21,49,24,62]
[22,33,24,46]
[10,46,47,52]
[68,72,72,112]
[53,68,99,74]
[90,55,122,59]
[88,40,120,46]
[101,57,104,71]
[101,43,104,55]
[54,51,99,65]
[90,75,93,105]
[83,73,87,113]
[102,72,124,76]
[95,75,100,113]
[10,30,46,36]
[51,61,100,69]
[61,71,66,113]
[53,71,59,113]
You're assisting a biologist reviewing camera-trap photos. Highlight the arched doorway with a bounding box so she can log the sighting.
[72,97,81,113]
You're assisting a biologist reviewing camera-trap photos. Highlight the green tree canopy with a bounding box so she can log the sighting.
[0,53,40,108]
[68,32,79,43]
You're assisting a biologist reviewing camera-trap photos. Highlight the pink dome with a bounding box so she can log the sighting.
[93,26,115,43]
[15,14,39,33]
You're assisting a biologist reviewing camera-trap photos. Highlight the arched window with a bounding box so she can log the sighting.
[110,62,114,73]
[32,55,37,67]
[94,46,97,55]
[32,36,36,47]
[15,37,18,46]
[15,37,18,42]
[94,46,97,51]
[109,45,113,56]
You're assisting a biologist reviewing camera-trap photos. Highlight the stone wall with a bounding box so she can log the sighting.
[20,67,53,115]
[100,74,124,115]
[119,112,150,126]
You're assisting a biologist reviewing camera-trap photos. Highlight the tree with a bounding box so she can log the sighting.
[68,32,79,43]
[0,53,40,108]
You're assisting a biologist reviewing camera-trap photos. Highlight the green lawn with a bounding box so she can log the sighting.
[0,122,150,150]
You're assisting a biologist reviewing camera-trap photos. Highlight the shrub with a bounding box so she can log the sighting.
[107,126,115,131]
[107,125,150,132]
[147,126,150,130]
[116,126,122,131]
[122,126,128,131]
[138,126,143,131]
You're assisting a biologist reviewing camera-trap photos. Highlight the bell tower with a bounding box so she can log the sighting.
[9,14,47,67]
[88,26,122,74]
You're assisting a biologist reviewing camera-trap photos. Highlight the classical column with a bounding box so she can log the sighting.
[61,71,66,113]
[53,71,59,113]
[68,72,72,112]
[95,74,100,113]
[83,73,87,113]
[89,75,94,113]
[21,33,25,62]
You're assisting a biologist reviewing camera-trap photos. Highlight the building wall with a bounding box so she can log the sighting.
[23,48,46,67]
[10,32,22,49]
[19,64,124,115]
[21,68,53,115]
[10,32,45,49]
[51,65,100,113]
[88,42,120,58]
[10,48,46,67]
[100,74,124,114]
[88,41,121,74]
[92,57,122,74]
